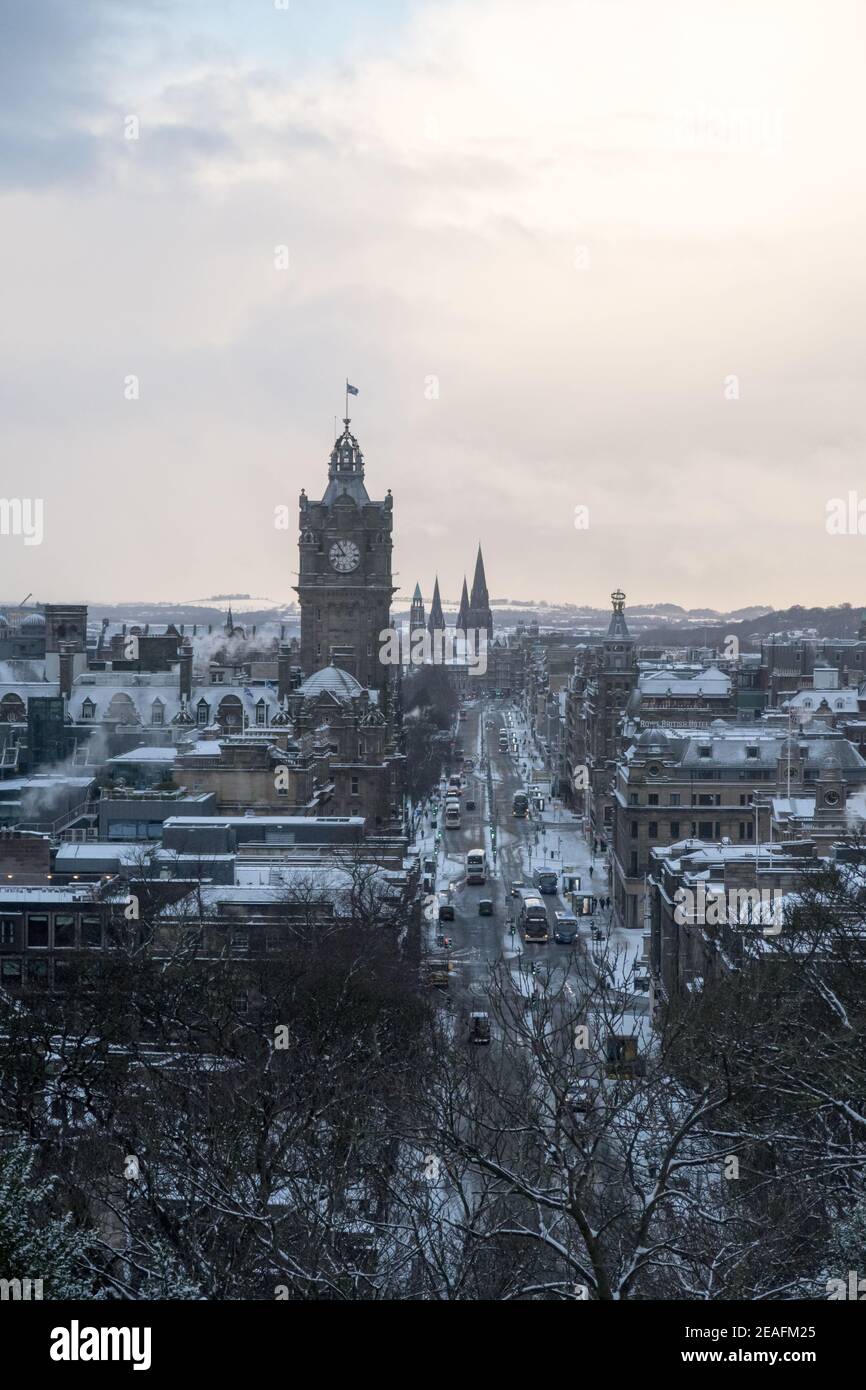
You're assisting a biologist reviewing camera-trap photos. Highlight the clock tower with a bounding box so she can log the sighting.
[295,415,395,692]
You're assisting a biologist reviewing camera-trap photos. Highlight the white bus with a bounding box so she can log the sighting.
[465,848,487,884]
[444,802,461,829]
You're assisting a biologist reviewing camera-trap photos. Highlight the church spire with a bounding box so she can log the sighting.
[457,577,470,631]
[467,544,493,639]
[470,545,489,609]
[428,575,445,637]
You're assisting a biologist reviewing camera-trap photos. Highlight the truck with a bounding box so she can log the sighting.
[512,790,529,818]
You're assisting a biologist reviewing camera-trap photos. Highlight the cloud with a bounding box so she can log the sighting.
[1,0,866,609]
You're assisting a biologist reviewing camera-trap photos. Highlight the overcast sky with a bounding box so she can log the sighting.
[2,0,866,612]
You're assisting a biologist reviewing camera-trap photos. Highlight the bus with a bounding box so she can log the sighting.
[465,848,487,884]
[533,868,558,895]
[519,894,549,943]
[444,802,461,829]
[512,790,529,818]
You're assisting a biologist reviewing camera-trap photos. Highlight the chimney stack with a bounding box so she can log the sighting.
[179,639,193,702]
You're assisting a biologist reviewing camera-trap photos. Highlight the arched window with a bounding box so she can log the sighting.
[0,693,25,723]
[151,698,165,726]
[255,699,267,726]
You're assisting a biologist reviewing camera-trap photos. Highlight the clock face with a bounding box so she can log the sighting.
[329,539,361,573]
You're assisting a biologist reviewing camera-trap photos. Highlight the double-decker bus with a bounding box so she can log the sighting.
[465,848,487,884]
[519,894,550,943]
[512,790,529,818]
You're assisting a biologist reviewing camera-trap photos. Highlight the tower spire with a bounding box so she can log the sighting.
[428,575,445,637]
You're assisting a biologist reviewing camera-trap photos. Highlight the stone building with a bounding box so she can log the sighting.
[295,417,395,693]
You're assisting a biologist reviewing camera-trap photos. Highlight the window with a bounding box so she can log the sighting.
[629,852,638,875]
[255,700,267,726]
[739,792,753,806]
[746,745,758,759]
[698,821,714,838]
[0,958,21,987]
[670,821,680,838]
[81,698,96,721]
[669,792,680,806]
[151,700,165,726]
[738,821,754,840]
[81,915,102,948]
[648,793,659,806]
[196,700,209,726]
[628,792,639,806]
[630,820,638,838]
[27,915,48,948]
[648,821,658,838]
[54,914,75,948]
[351,776,360,797]
[0,918,16,946]
[698,745,711,758]
[28,958,49,989]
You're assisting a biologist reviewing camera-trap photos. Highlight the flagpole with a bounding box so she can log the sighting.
[345,378,348,421]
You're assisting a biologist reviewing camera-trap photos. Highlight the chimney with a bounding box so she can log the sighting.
[59,642,75,700]
[179,639,193,702]
[278,642,292,702]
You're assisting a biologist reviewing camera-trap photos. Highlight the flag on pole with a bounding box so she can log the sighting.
[346,382,359,396]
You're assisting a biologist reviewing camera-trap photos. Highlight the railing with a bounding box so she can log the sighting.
[16,798,97,836]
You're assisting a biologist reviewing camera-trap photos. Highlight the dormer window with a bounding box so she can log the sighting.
[151,699,165,726]
[746,745,758,759]
[698,745,711,758]
[255,699,267,726]
[81,698,96,721]
[196,699,209,726]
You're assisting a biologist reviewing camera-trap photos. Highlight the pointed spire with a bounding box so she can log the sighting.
[410,582,426,634]
[457,577,470,631]
[470,544,489,609]
[467,545,493,640]
[428,575,445,636]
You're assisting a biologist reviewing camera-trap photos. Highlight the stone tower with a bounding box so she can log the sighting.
[295,415,395,692]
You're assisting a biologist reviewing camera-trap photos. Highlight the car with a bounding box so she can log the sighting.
[465,798,476,810]
[478,898,494,916]
[438,893,455,921]
[510,880,527,898]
